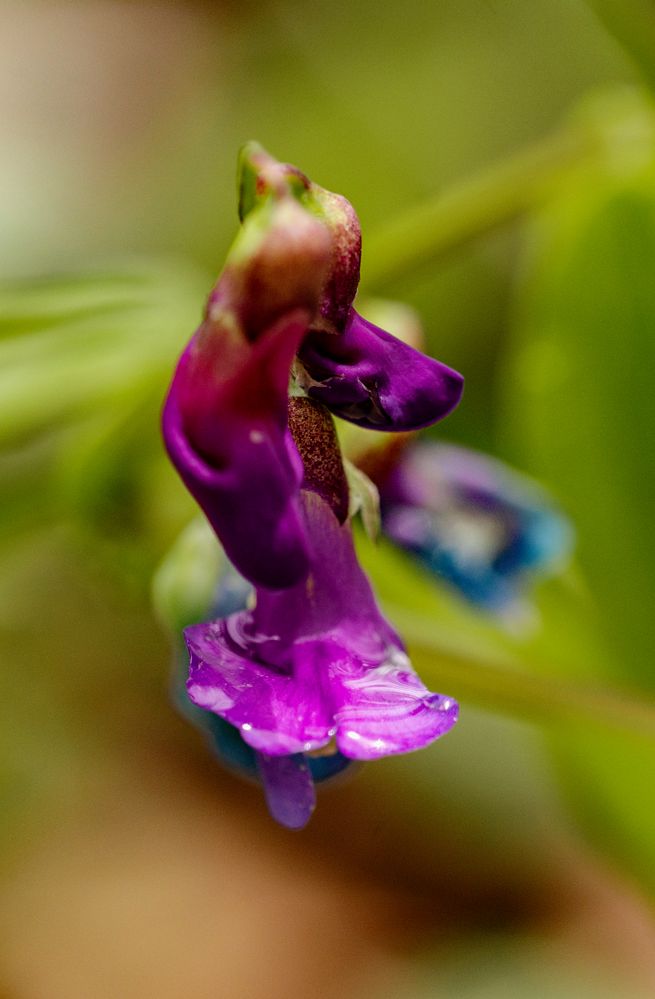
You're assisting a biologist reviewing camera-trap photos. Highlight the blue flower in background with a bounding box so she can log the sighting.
[378,442,573,615]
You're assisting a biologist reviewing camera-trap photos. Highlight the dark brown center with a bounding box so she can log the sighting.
[287,396,349,524]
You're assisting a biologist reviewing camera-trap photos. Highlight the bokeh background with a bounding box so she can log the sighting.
[3,1,655,996]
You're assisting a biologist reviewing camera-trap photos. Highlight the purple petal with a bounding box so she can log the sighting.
[187,620,458,762]
[329,648,459,760]
[162,312,311,590]
[185,620,336,756]
[256,752,316,830]
[298,308,463,431]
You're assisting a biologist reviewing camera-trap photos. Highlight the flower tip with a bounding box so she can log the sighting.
[237,141,312,222]
[239,139,268,160]
[237,140,272,221]
[257,753,316,830]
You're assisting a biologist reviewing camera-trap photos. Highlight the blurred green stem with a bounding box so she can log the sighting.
[586,0,655,95]
[392,606,655,740]
[361,125,597,290]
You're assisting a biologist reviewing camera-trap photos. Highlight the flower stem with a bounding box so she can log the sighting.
[585,0,655,95]
[360,125,597,290]
[391,605,655,741]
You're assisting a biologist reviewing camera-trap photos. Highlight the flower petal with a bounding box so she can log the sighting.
[163,313,312,590]
[256,753,316,829]
[298,308,464,431]
[186,615,458,764]
[330,647,459,760]
[185,618,336,756]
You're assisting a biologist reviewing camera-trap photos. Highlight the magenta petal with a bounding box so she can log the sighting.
[330,649,459,760]
[185,493,458,765]
[163,389,309,590]
[298,308,464,431]
[257,753,316,829]
[185,618,335,756]
[162,312,313,590]
[186,618,458,764]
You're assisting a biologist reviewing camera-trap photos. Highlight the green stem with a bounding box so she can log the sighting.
[360,125,597,291]
[390,605,655,740]
[585,0,655,95]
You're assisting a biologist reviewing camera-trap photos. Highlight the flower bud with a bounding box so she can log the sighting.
[162,194,333,589]
[237,142,361,332]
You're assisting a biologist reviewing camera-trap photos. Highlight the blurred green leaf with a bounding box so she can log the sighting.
[504,105,655,685]
[399,936,650,998]
[0,262,208,447]
[361,122,598,291]
[502,94,655,892]
[0,270,170,336]
[0,261,208,555]
[586,0,655,96]
[355,531,655,739]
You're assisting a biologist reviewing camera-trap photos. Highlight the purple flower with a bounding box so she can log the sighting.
[162,145,463,827]
[379,442,573,615]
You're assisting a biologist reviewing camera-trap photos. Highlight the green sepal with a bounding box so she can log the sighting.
[238,141,315,221]
[237,141,339,226]
[344,458,380,540]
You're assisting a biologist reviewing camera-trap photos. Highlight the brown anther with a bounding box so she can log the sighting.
[288,397,350,524]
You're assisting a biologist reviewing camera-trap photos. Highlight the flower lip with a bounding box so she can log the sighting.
[186,620,459,761]
[172,641,353,831]
[298,308,464,431]
[185,491,459,762]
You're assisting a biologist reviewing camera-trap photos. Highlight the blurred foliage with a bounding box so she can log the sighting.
[0,263,208,578]
[383,937,650,999]
[503,90,655,893]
